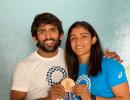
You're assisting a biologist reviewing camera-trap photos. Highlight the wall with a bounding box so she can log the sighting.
[0,0,130,99]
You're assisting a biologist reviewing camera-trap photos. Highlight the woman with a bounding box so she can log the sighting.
[65,21,130,100]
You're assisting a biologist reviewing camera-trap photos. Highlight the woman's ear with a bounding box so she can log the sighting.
[92,36,97,45]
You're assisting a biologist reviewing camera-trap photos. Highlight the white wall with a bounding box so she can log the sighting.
[0,0,130,99]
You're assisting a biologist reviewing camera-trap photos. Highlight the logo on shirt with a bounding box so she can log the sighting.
[46,66,67,86]
[118,72,122,79]
[76,75,91,92]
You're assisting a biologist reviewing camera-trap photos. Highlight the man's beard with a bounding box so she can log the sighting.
[36,38,61,52]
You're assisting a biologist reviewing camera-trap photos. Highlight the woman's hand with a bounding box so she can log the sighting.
[72,84,91,100]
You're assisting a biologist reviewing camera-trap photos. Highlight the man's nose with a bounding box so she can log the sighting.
[45,31,52,39]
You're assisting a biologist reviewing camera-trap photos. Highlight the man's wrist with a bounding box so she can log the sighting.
[91,94,96,100]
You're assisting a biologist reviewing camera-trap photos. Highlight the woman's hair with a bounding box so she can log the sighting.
[65,21,103,81]
[31,12,64,37]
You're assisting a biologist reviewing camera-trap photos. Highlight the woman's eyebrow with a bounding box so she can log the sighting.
[70,32,90,36]
[80,32,89,35]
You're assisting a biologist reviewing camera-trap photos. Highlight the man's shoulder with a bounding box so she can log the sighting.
[58,47,64,51]
[58,47,64,55]
[18,51,39,66]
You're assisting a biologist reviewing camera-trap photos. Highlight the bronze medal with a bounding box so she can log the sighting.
[61,78,75,92]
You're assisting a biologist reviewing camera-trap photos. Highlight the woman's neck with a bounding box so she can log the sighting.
[78,53,90,64]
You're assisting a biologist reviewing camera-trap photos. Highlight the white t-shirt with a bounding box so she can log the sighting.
[11,48,67,100]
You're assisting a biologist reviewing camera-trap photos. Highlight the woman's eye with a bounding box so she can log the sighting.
[82,35,88,38]
[70,37,76,40]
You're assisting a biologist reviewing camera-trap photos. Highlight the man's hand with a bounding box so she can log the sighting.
[104,49,123,63]
[48,84,66,100]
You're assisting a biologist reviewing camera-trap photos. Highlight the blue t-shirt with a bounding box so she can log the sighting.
[76,57,128,98]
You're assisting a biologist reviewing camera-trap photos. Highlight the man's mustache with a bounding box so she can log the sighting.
[43,38,56,43]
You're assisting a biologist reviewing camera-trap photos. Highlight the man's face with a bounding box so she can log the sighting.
[36,24,62,52]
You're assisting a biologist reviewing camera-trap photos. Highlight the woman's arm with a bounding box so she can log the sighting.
[96,82,130,100]
[72,83,130,100]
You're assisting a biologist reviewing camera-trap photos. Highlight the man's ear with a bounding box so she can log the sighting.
[92,36,97,45]
[32,37,38,43]
[60,34,64,40]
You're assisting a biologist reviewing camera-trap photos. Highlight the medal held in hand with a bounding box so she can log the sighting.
[61,78,76,100]
[61,77,75,92]
[60,67,76,100]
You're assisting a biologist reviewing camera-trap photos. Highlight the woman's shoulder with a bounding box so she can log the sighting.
[101,58,128,87]
[102,57,121,65]
[101,57,124,71]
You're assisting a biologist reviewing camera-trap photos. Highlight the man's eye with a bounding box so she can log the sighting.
[51,28,58,32]
[37,29,45,33]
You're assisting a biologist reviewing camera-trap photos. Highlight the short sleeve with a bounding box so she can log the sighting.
[107,59,128,87]
[11,63,30,92]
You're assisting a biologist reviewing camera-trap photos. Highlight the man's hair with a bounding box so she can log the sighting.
[31,12,64,37]
[65,21,103,81]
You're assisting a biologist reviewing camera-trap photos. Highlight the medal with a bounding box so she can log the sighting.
[61,77,75,92]
[60,67,76,100]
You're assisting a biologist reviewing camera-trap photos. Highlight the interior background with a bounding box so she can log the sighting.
[0,0,130,99]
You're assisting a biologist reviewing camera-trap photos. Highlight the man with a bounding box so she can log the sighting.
[10,12,122,100]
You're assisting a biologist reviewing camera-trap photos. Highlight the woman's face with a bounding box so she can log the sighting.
[70,26,96,57]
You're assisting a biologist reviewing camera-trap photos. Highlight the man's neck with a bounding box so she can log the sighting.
[37,48,58,58]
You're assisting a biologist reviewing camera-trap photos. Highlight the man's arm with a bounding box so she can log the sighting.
[104,49,123,63]
[10,90,27,100]
[35,95,50,100]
